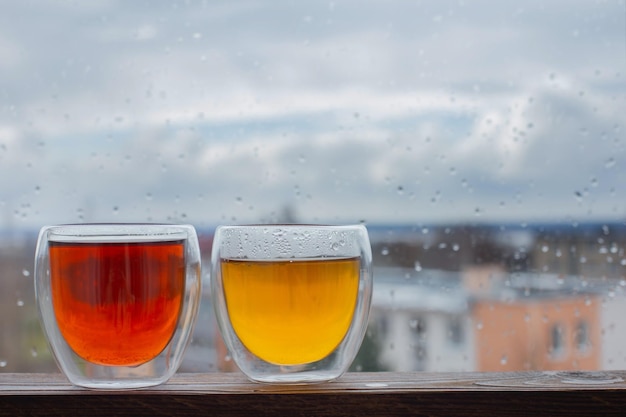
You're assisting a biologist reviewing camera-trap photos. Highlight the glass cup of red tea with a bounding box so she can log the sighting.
[211,224,373,383]
[34,224,202,389]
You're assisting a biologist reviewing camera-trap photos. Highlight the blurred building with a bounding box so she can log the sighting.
[371,264,604,372]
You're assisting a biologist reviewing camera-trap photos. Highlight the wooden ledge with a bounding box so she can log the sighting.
[2,371,626,416]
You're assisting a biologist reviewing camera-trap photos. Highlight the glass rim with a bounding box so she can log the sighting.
[215,223,368,231]
[41,223,195,243]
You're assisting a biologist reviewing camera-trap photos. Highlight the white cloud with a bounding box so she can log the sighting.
[0,0,624,229]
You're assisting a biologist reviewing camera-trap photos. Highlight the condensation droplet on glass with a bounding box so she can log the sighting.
[541,245,549,253]
[145,192,153,201]
[452,243,460,252]
[22,269,30,277]
[409,319,418,329]
[590,177,598,187]
[112,206,119,215]
[16,299,24,307]
[0,360,6,368]
[414,261,422,272]
[381,247,389,256]
[31,347,38,357]
[397,185,404,195]
[476,321,483,330]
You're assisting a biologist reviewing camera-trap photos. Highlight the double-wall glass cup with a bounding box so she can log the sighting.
[34,224,202,389]
[211,224,373,383]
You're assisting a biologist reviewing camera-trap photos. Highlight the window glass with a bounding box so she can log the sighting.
[1,0,624,373]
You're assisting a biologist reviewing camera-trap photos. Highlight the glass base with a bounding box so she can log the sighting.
[245,370,344,385]
[66,375,169,390]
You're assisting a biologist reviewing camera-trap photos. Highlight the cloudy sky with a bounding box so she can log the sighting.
[0,0,625,231]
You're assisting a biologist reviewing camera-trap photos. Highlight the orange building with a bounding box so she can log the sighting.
[472,292,601,371]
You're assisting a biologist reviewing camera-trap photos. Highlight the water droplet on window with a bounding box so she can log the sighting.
[500,355,508,365]
[414,261,422,272]
[381,247,389,256]
[452,243,460,252]
[22,269,30,277]
[0,360,6,368]
[397,185,404,195]
[541,245,549,253]
[605,157,616,168]
[16,299,24,307]
[476,321,483,330]
[574,191,583,201]
[31,347,38,357]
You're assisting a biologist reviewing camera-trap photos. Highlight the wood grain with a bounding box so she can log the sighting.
[2,371,626,416]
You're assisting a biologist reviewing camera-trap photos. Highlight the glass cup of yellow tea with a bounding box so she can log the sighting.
[211,224,373,383]
[34,224,202,389]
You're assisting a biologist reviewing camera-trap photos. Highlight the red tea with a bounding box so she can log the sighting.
[49,240,185,366]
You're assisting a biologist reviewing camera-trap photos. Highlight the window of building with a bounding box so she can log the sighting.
[447,317,464,347]
[576,320,591,353]
[550,324,566,359]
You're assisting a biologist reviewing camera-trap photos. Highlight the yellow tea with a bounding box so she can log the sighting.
[49,240,185,366]
[221,257,359,365]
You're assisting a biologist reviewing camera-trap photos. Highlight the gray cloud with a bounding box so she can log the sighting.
[0,0,624,231]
